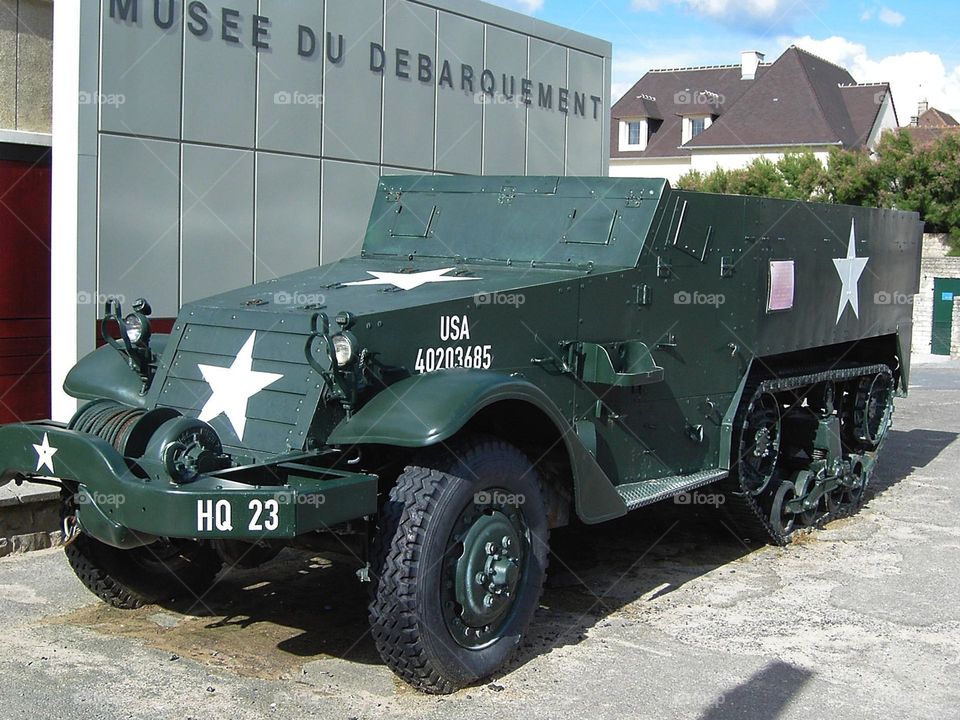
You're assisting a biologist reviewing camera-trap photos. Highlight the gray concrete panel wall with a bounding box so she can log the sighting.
[0,0,52,133]
[80,0,611,320]
[98,135,181,317]
[255,153,322,281]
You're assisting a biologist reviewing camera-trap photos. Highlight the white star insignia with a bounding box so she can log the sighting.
[832,219,870,324]
[344,267,480,291]
[197,332,283,441]
[33,433,58,474]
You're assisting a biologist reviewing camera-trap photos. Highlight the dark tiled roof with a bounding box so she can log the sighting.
[611,64,768,158]
[839,83,895,146]
[611,47,890,159]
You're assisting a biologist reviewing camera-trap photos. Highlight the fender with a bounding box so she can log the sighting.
[63,335,169,408]
[327,369,627,524]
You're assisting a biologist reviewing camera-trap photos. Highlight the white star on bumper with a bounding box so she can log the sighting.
[344,267,479,291]
[33,433,58,474]
[833,219,870,324]
[197,332,283,441]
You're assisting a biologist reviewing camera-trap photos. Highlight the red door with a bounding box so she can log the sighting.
[0,155,51,423]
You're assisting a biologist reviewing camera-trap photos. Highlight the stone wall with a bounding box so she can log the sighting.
[0,0,52,133]
[953,302,960,358]
[0,481,61,557]
[912,235,960,356]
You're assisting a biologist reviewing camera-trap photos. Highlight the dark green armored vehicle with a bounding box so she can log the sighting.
[0,176,922,692]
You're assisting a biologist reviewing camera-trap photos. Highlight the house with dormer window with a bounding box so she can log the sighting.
[610,46,899,182]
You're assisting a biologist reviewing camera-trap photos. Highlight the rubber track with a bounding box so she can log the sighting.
[720,364,893,547]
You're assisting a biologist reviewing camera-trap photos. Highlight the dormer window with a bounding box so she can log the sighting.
[681,114,712,144]
[619,117,649,151]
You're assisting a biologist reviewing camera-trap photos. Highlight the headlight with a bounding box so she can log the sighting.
[123,313,150,345]
[331,333,356,367]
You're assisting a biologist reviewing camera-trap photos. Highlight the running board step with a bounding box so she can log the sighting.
[616,469,729,511]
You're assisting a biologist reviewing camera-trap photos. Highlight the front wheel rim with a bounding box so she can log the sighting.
[442,491,529,650]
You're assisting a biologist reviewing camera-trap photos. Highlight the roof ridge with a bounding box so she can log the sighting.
[788,45,852,74]
[838,82,889,88]
[648,63,769,73]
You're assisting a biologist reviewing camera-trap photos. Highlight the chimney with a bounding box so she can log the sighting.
[741,51,764,80]
[918,99,929,116]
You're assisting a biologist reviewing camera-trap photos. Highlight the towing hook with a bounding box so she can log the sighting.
[61,512,81,547]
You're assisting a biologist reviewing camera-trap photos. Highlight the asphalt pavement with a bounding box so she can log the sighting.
[1,358,959,720]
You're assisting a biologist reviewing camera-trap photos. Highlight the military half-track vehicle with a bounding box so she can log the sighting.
[1,176,922,693]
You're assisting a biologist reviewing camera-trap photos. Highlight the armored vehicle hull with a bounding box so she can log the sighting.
[0,176,922,692]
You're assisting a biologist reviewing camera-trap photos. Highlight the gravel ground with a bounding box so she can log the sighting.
[1,361,959,720]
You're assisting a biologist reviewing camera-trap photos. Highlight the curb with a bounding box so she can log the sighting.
[0,481,63,557]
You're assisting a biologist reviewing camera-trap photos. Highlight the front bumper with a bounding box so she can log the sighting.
[0,422,378,548]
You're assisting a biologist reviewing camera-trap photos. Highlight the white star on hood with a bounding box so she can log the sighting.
[33,433,57,474]
[832,219,870,324]
[197,332,283,441]
[344,267,480,291]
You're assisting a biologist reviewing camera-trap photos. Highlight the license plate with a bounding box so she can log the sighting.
[195,496,286,534]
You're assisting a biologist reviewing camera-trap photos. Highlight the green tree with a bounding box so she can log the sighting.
[776,150,827,201]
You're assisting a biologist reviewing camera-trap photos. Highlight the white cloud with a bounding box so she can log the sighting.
[631,0,807,29]
[682,0,788,21]
[878,7,905,26]
[486,0,544,14]
[783,35,960,122]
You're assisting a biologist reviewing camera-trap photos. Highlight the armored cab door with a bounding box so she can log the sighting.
[932,278,960,356]
[570,189,664,486]
[573,191,745,488]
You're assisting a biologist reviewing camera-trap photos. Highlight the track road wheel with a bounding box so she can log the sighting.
[824,484,844,515]
[65,534,223,609]
[369,439,549,694]
[842,461,869,510]
[769,482,797,538]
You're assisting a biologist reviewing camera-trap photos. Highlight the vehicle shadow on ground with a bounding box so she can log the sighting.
[868,428,958,498]
[120,424,956,690]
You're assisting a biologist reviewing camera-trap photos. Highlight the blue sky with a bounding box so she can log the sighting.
[489,0,960,120]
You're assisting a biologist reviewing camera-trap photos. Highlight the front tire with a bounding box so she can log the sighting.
[65,534,223,609]
[369,438,549,694]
